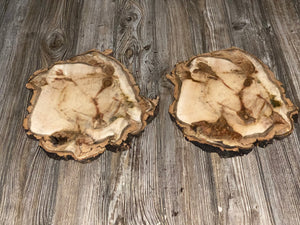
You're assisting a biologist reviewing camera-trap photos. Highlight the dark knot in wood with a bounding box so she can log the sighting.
[232,21,247,30]
[46,31,65,51]
[125,12,138,22]
[120,12,139,30]
[143,44,151,50]
[125,48,134,59]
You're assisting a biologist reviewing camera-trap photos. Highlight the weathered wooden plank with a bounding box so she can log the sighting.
[46,1,117,225]
[0,0,299,225]
[211,0,300,224]
[227,1,300,224]
[99,1,165,224]
[0,0,85,224]
[184,1,273,225]
[153,1,220,224]
[0,0,36,224]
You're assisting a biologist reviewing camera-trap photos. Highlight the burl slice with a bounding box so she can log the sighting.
[24,49,158,161]
[167,47,298,151]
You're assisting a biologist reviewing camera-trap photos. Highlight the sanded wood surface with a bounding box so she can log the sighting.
[0,0,299,224]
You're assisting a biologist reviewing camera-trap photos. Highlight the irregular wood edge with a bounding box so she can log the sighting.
[23,49,159,161]
[166,47,298,152]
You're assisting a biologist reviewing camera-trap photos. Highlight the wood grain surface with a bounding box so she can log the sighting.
[0,0,299,224]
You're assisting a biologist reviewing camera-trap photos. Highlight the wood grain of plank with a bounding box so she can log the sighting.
[187,1,276,224]
[0,0,299,225]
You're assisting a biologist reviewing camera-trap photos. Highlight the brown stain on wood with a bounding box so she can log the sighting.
[0,0,299,225]
[192,116,243,140]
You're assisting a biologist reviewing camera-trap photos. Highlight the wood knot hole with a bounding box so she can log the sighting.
[232,21,247,30]
[47,32,65,50]
[125,48,134,59]
[103,77,113,88]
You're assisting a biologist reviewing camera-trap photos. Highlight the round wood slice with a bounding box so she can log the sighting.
[24,49,158,161]
[167,47,298,151]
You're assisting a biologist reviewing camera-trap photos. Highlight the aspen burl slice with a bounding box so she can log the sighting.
[167,47,298,152]
[24,49,158,161]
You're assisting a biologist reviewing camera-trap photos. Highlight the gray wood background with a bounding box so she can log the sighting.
[0,0,299,224]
